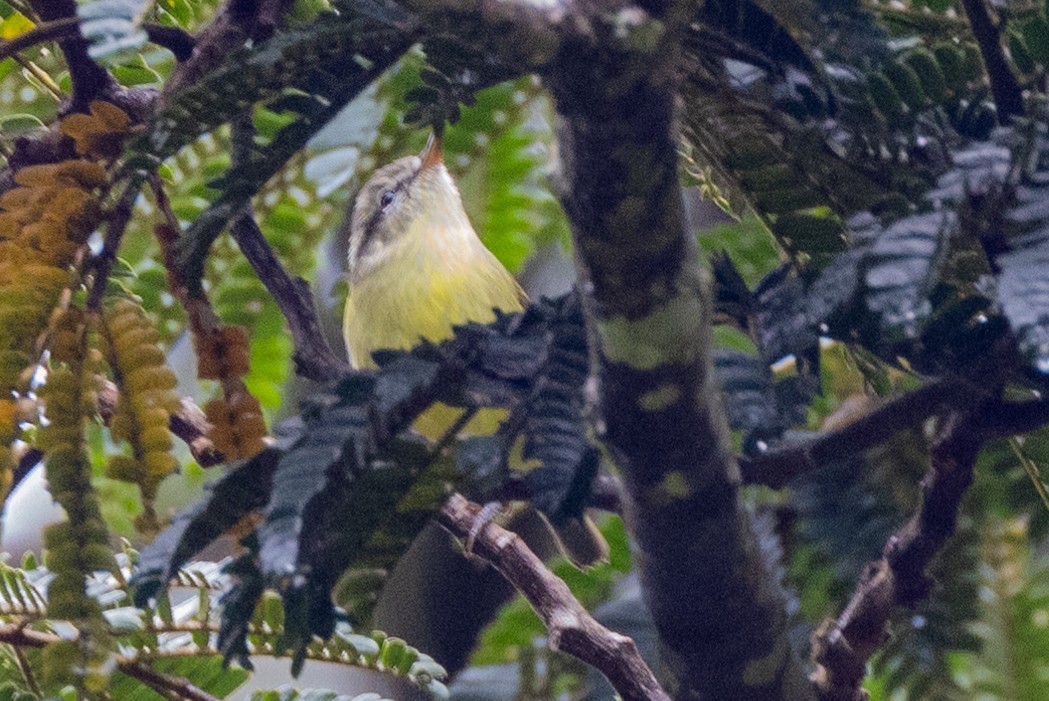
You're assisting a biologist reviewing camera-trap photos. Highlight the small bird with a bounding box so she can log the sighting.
[343,134,607,566]
[343,134,525,368]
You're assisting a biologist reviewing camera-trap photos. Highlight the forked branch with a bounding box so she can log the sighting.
[437,493,670,701]
[810,409,987,701]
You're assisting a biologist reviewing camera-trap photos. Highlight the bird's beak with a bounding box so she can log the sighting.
[419,132,444,172]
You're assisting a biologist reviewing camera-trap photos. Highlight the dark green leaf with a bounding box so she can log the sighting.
[131,447,283,606]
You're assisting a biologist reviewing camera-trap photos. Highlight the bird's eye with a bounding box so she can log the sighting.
[379,190,396,209]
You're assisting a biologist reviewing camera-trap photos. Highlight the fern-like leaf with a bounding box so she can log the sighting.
[991,119,1049,375]
[131,447,283,606]
[127,5,418,294]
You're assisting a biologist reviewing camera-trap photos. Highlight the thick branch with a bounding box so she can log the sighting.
[982,397,1049,437]
[810,409,986,701]
[437,494,669,701]
[741,378,976,488]
[161,0,291,100]
[541,3,812,699]
[960,0,1023,121]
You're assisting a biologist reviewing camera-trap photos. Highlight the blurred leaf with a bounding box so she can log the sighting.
[964,518,1049,701]
[77,0,150,60]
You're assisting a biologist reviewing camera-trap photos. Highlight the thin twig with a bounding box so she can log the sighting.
[740,377,976,488]
[13,645,42,697]
[144,23,197,61]
[97,380,224,468]
[437,493,670,701]
[28,0,115,110]
[87,177,143,311]
[960,0,1024,121]
[0,18,194,63]
[0,16,80,61]
[116,660,222,701]
[810,409,987,701]
[13,382,224,493]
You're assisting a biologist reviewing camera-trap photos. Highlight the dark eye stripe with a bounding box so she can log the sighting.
[358,180,406,256]
[350,156,422,270]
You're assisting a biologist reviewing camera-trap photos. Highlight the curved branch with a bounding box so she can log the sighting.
[0,16,80,62]
[810,409,987,701]
[229,210,350,382]
[741,378,977,488]
[228,115,349,382]
[437,494,669,701]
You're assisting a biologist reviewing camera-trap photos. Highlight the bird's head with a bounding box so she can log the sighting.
[347,134,462,282]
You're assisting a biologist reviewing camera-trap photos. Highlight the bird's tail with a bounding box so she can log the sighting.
[544,512,610,568]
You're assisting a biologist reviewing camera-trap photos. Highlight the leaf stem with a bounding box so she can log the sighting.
[1009,437,1049,515]
[13,645,41,697]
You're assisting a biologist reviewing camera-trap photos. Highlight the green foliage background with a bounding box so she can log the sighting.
[2,0,1049,699]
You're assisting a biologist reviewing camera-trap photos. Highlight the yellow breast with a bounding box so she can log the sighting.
[343,176,526,441]
[343,221,525,368]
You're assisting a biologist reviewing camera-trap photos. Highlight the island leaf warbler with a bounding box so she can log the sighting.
[343,134,607,566]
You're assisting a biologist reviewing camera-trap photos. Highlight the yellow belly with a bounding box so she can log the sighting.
[343,255,524,367]
[343,243,525,441]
